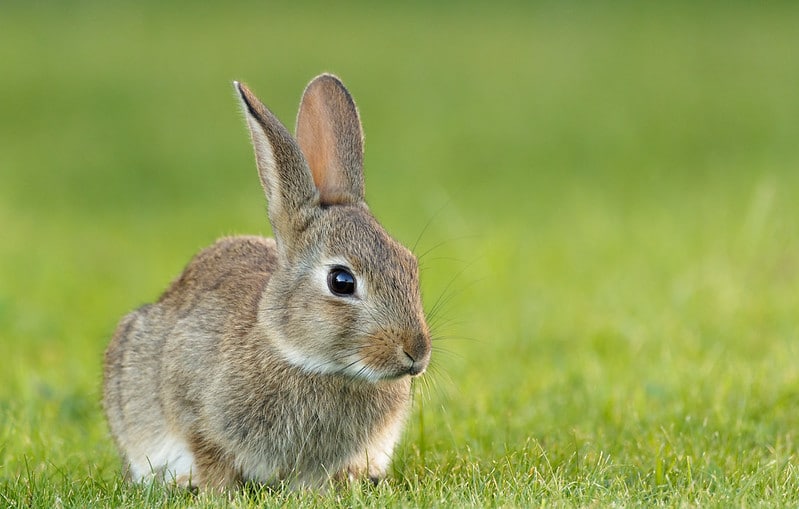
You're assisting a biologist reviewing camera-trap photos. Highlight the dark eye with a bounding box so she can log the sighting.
[328,267,356,296]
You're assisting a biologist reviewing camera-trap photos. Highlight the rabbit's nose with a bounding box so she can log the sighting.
[403,332,431,376]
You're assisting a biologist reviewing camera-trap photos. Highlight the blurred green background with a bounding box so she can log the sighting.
[1,0,798,504]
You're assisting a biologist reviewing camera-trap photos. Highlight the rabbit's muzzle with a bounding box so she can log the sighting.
[403,332,431,377]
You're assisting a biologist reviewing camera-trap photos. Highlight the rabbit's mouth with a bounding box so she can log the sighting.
[333,335,430,382]
[403,348,429,377]
[407,364,426,377]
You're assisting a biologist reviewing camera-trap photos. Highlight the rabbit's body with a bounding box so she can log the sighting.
[105,236,410,488]
[103,75,430,490]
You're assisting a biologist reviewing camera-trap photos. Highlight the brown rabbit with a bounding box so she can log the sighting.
[102,74,431,490]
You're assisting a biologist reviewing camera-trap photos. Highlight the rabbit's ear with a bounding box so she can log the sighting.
[295,74,365,205]
[235,82,319,246]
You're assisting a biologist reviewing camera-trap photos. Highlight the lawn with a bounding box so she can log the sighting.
[1,1,798,506]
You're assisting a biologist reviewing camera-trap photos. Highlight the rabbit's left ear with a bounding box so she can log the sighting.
[235,81,319,249]
[295,74,365,206]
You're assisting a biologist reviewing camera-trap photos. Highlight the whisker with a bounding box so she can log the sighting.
[429,346,463,362]
[431,333,479,344]
[416,233,482,263]
[425,260,476,322]
[411,202,449,254]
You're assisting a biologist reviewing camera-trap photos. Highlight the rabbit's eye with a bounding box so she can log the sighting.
[328,267,356,296]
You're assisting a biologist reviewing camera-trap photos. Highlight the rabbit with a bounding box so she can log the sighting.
[102,74,432,491]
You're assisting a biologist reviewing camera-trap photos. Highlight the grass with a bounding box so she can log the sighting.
[2,1,799,506]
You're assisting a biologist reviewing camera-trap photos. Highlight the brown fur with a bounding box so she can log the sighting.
[103,75,431,490]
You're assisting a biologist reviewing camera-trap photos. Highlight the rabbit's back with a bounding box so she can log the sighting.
[158,235,278,315]
[103,235,278,482]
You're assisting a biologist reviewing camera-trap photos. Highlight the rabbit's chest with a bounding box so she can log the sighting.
[233,383,407,485]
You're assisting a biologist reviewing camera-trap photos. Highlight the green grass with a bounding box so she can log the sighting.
[2,1,799,506]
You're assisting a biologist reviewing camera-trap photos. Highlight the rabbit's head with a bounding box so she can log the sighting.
[236,75,430,382]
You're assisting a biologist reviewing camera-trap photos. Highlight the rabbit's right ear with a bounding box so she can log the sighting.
[295,74,365,206]
[235,82,319,248]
